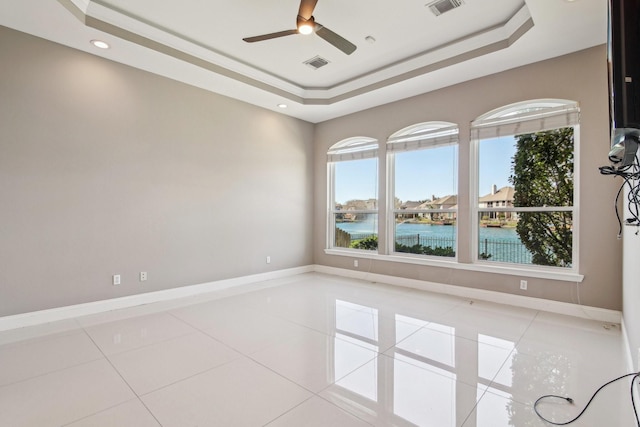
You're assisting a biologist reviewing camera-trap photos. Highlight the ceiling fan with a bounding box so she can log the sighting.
[242,0,357,55]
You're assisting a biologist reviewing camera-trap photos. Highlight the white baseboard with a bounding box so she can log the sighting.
[0,263,622,332]
[313,265,622,324]
[0,266,314,332]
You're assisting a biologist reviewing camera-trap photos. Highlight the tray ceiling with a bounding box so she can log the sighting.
[0,0,606,122]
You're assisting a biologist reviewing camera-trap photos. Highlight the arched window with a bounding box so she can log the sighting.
[327,137,379,251]
[387,122,459,258]
[471,99,579,269]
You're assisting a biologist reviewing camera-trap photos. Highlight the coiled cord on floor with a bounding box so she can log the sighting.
[534,372,640,426]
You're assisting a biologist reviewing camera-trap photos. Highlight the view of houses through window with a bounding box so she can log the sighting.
[390,123,458,258]
[329,100,577,270]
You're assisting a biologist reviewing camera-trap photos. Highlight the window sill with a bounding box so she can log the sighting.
[324,248,584,283]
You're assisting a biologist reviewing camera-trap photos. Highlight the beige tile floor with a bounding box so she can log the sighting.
[0,273,635,426]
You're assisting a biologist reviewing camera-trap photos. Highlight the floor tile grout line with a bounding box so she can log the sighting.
[59,397,162,427]
[158,277,540,408]
[134,354,259,399]
[88,311,251,398]
[165,305,325,357]
[245,343,378,397]
[374,350,474,388]
[82,311,202,357]
[80,328,166,427]
[128,354,323,426]
[458,309,542,426]
[161,284,398,363]
[0,333,162,426]
[3,273,630,425]
[259,395,317,427]
[0,322,85,349]
[0,353,106,390]
[261,393,376,427]
[312,393,377,426]
[0,328,107,389]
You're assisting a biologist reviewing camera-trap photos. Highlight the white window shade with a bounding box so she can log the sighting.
[471,103,579,140]
[387,123,458,153]
[328,137,378,162]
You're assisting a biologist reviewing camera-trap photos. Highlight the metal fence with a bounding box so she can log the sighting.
[341,232,534,264]
[478,238,532,264]
[395,234,455,249]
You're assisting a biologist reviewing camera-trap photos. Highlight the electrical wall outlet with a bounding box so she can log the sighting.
[266,256,271,264]
[520,280,527,290]
[140,272,147,282]
[112,274,121,286]
[354,260,359,267]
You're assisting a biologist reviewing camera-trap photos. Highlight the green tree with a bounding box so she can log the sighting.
[510,128,573,267]
[351,235,378,250]
[395,242,455,257]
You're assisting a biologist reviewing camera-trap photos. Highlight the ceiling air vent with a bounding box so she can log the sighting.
[427,0,464,16]
[304,56,330,70]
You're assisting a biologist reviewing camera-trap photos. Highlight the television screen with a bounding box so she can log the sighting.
[609,0,640,134]
[608,0,640,166]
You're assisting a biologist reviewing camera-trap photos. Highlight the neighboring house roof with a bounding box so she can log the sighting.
[417,195,457,210]
[400,201,424,210]
[431,195,458,207]
[342,199,377,210]
[479,186,515,203]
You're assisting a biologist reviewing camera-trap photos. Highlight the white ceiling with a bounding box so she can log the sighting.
[0,0,606,123]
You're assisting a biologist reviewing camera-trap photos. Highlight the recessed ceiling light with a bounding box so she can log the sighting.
[277,104,288,109]
[90,40,110,49]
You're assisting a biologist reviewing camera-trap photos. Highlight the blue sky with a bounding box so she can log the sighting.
[478,136,517,196]
[334,136,517,203]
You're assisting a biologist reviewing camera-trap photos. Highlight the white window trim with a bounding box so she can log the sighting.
[327,137,379,252]
[323,248,584,282]
[386,122,459,260]
[324,109,583,283]
[470,100,580,274]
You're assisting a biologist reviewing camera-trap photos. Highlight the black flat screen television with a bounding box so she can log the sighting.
[609,0,640,164]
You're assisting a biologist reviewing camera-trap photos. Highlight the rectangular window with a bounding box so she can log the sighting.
[388,124,458,259]
[476,128,575,267]
[327,137,379,252]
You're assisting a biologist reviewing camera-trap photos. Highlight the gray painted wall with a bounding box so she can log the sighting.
[314,45,624,311]
[0,26,315,316]
[0,24,626,322]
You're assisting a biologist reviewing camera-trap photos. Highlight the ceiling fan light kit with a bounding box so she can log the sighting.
[297,15,314,35]
[242,0,357,55]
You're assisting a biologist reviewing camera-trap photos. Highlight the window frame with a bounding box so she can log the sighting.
[327,137,380,253]
[470,99,580,273]
[323,103,583,283]
[385,122,459,260]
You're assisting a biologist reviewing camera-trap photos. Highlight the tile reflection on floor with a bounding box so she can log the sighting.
[0,272,634,426]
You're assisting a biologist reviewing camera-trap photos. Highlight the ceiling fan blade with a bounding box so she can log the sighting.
[298,0,318,20]
[315,23,357,55]
[243,29,299,43]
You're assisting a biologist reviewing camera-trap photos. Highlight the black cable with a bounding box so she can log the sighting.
[534,372,640,426]
[600,156,640,237]
[614,178,626,237]
[628,171,640,225]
